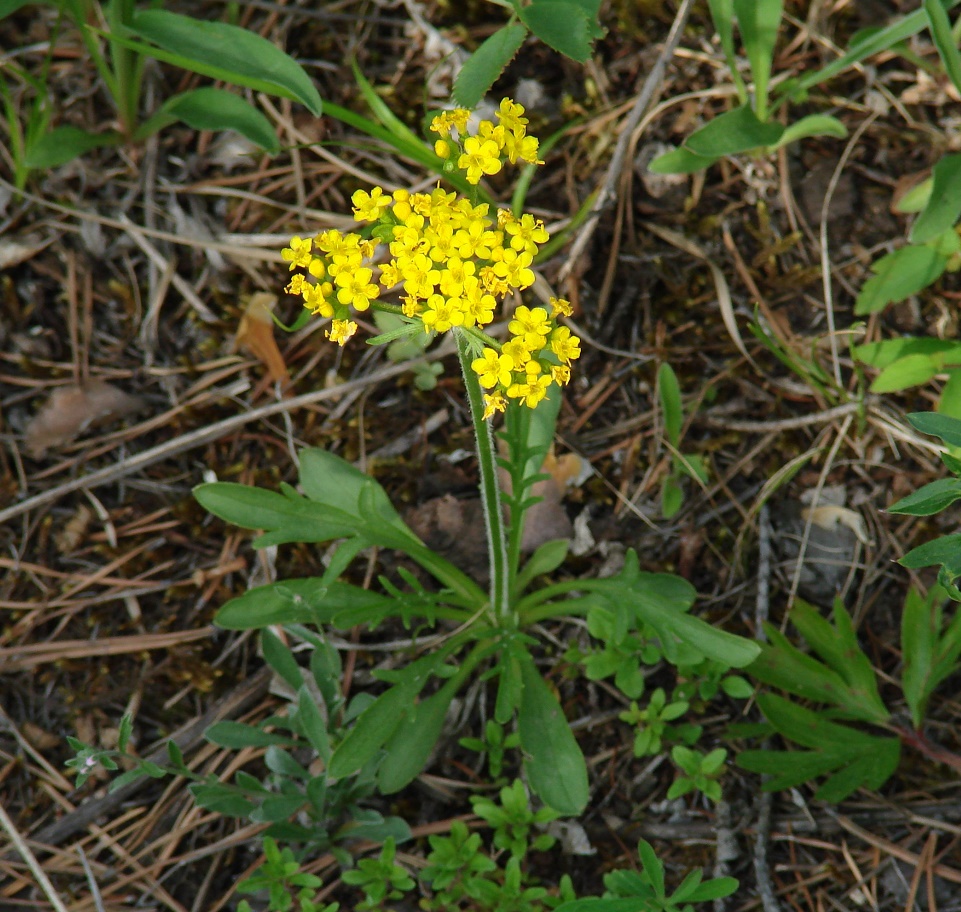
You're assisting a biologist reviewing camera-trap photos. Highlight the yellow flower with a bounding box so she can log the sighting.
[508,305,551,349]
[549,296,573,317]
[482,391,507,420]
[429,108,470,137]
[281,235,313,270]
[550,325,581,364]
[351,186,391,222]
[334,267,379,311]
[472,348,514,388]
[496,98,528,134]
[458,136,503,184]
[508,372,552,409]
[421,294,466,333]
[327,320,358,345]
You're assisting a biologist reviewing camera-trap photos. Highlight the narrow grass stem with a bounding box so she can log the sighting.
[454,328,511,625]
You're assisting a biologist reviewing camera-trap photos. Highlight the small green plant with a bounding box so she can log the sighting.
[668,746,728,803]
[555,840,738,912]
[460,719,522,781]
[739,587,961,802]
[341,838,416,912]
[651,0,846,174]
[452,0,605,107]
[68,629,411,862]
[2,1,322,174]
[470,779,558,859]
[619,688,691,758]
[652,1,961,174]
[657,362,709,519]
[235,837,336,912]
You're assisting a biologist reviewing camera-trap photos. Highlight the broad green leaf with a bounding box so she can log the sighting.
[658,362,683,446]
[899,534,961,572]
[515,539,569,594]
[189,784,256,817]
[888,477,961,516]
[924,0,961,98]
[519,1,599,63]
[517,657,588,815]
[214,579,392,629]
[777,113,848,146]
[661,477,684,519]
[647,146,719,174]
[205,721,294,749]
[264,745,310,780]
[855,244,948,314]
[854,337,961,369]
[25,126,122,168]
[153,87,279,153]
[453,23,527,108]
[901,586,937,728]
[684,105,784,158]
[909,410,961,446]
[298,449,405,528]
[870,354,941,393]
[495,645,524,724]
[129,9,322,114]
[1,0,40,17]
[733,0,782,118]
[378,678,459,793]
[194,482,360,544]
[261,628,303,692]
[328,686,409,779]
[295,686,331,762]
[911,152,961,243]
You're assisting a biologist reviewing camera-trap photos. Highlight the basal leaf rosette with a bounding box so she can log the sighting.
[280,98,579,417]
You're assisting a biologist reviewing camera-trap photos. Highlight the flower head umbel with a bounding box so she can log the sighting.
[280,98,579,414]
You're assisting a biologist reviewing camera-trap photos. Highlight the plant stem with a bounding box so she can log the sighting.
[454,328,511,625]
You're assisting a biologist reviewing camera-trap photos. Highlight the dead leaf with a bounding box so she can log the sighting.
[25,379,143,458]
[0,232,49,269]
[236,292,290,387]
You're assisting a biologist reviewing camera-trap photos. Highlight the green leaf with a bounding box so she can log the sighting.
[328,687,409,779]
[519,0,602,63]
[777,113,848,146]
[377,678,459,793]
[855,244,948,314]
[924,0,961,99]
[213,579,393,629]
[205,721,294,749]
[152,87,279,153]
[899,534,961,573]
[294,687,331,762]
[738,694,901,800]
[911,152,961,243]
[657,362,683,446]
[517,657,588,815]
[515,539,569,594]
[733,0,782,118]
[888,477,961,516]
[129,9,321,114]
[0,1,36,17]
[453,23,527,108]
[901,587,937,728]
[25,125,123,168]
[869,354,941,393]
[909,410,961,446]
[854,336,961,369]
[298,449,413,536]
[684,105,784,157]
[647,146,719,174]
[194,482,360,545]
[261,628,303,692]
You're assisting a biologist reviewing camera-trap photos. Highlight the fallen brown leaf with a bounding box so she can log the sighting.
[25,379,143,458]
[236,292,290,387]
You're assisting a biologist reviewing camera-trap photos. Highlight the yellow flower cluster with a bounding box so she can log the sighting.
[280,98,579,417]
